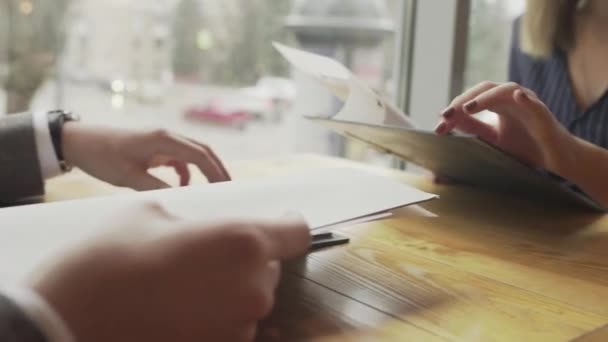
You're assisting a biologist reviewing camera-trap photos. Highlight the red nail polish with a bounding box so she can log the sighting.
[464,100,477,112]
[441,107,455,119]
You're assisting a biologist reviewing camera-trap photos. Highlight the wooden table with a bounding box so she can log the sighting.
[41,154,608,341]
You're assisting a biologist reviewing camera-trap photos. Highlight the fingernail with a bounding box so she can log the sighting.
[463,100,477,112]
[518,90,529,100]
[434,122,447,134]
[441,107,455,119]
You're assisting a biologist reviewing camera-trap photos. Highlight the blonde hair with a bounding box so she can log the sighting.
[521,0,579,58]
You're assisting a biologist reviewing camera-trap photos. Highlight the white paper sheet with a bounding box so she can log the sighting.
[318,212,393,231]
[0,168,436,281]
[273,42,352,84]
[274,42,415,128]
[333,78,415,128]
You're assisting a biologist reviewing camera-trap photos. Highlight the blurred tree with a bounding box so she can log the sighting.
[464,0,513,89]
[0,0,70,113]
[216,0,294,85]
[171,0,203,80]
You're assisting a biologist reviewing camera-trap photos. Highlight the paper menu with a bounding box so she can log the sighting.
[272,42,351,87]
[273,42,415,128]
[333,78,416,128]
[0,168,436,281]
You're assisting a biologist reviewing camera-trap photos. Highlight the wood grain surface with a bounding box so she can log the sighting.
[35,154,608,341]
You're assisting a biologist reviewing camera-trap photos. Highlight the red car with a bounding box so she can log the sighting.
[184,77,295,128]
[184,102,251,130]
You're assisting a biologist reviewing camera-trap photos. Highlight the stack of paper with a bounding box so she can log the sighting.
[0,168,436,281]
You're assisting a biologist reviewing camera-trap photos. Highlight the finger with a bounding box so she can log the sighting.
[258,217,311,260]
[185,138,231,181]
[265,261,281,290]
[458,117,499,143]
[163,136,226,183]
[166,160,191,186]
[513,88,551,122]
[438,114,499,143]
[251,261,280,319]
[449,81,500,109]
[520,87,540,101]
[513,89,559,140]
[461,82,523,115]
[440,81,500,132]
[126,170,171,191]
[513,90,566,169]
[149,132,227,183]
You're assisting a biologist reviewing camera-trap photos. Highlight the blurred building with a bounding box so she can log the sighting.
[60,0,242,100]
[286,0,394,88]
[62,1,173,99]
[284,0,396,157]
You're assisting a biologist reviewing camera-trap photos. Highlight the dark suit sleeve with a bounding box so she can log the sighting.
[0,294,47,342]
[0,112,45,202]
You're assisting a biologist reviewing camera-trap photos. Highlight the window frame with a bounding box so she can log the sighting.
[396,0,471,129]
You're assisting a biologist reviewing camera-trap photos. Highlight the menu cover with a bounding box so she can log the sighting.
[275,42,604,211]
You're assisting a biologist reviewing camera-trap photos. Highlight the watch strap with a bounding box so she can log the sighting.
[47,110,79,172]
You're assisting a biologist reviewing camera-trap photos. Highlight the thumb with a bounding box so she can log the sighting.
[258,215,311,260]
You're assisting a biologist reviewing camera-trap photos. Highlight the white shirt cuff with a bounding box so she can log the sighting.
[2,286,76,342]
[33,111,63,179]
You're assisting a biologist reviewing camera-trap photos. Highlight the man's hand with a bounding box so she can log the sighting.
[31,203,311,342]
[62,123,231,190]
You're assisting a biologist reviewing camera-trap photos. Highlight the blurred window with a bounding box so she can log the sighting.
[0,0,406,162]
[464,0,525,89]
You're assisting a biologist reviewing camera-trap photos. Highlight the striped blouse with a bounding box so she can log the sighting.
[509,20,608,149]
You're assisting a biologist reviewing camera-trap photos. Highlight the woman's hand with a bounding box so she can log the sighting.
[435,81,608,207]
[435,81,578,175]
[62,123,231,190]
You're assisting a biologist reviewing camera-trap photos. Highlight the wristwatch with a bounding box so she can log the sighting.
[47,110,80,172]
